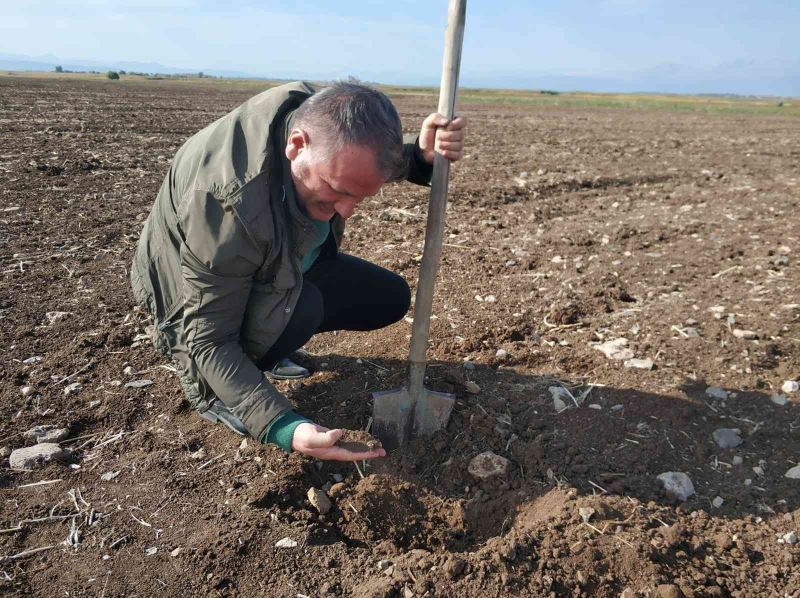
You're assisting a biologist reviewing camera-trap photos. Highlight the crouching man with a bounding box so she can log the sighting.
[131,81,466,461]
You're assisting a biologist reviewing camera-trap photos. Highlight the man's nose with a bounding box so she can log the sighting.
[334,198,359,219]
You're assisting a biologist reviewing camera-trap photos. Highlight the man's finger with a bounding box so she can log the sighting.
[424,112,450,128]
[309,446,387,462]
[436,140,463,151]
[304,427,342,449]
[436,129,464,142]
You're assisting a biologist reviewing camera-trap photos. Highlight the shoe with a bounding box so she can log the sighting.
[264,357,311,380]
[199,401,248,436]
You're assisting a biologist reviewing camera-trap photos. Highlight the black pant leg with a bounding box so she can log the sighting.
[305,253,411,333]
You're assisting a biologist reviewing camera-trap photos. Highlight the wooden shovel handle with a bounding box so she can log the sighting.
[408,0,467,399]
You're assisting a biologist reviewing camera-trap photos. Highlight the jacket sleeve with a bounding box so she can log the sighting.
[180,189,293,439]
[401,133,434,186]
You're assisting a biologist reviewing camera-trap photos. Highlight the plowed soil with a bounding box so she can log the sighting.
[1,75,799,597]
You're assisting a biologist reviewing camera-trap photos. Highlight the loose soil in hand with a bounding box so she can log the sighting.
[1,75,799,597]
[337,430,382,453]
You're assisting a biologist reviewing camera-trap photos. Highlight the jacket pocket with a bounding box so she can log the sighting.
[240,281,292,359]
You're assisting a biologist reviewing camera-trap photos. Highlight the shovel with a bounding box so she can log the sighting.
[372,0,467,450]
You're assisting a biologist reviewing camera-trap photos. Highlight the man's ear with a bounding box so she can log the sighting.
[285,128,310,161]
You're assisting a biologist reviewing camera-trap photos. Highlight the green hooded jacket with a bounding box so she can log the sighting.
[130,81,432,441]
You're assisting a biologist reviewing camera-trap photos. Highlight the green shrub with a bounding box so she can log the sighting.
[54,65,63,73]
[107,71,120,80]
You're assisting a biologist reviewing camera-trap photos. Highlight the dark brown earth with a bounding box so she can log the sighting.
[1,75,799,597]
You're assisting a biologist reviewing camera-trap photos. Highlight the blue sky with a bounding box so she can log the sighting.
[2,1,799,95]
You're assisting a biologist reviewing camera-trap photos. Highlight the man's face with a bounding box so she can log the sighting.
[287,130,387,222]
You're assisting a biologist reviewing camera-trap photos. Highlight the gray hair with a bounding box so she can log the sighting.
[293,80,404,179]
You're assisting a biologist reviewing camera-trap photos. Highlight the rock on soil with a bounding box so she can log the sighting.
[336,430,382,453]
[732,329,758,340]
[785,465,800,479]
[9,443,68,470]
[593,338,634,360]
[655,584,684,598]
[579,507,596,523]
[64,382,83,396]
[771,394,788,406]
[307,487,332,514]
[274,537,298,549]
[549,386,570,411]
[705,386,730,400]
[124,379,154,389]
[712,428,743,449]
[624,357,654,370]
[23,425,70,443]
[781,531,798,545]
[657,472,695,501]
[782,380,799,393]
[443,556,466,579]
[468,451,510,479]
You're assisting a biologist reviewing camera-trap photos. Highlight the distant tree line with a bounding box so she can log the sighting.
[53,65,217,81]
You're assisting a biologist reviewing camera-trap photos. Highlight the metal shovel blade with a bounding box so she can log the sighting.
[372,387,455,450]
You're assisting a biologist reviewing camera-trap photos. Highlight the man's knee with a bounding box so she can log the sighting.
[384,272,411,325]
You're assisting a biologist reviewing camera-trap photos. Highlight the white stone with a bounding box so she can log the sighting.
[593,338,634,360]
[753,466,765,476]
[101,471,121,482]
[64,382,83,396]
[782,531,798,545]
[732,456,743,466]
[22,356,43,364]
[307,487,332,515]
[275,537,298,549]
[771,394,789,406]
[45,311,71,325]
[705,387,730,400]
[170,547,182,557]
[23,425,54,441]
[713,428,743,449]
[578,507,595,523]
[125,379,154,389]
[549,386,570,411]
[23,424,69,443]
[495,349,508,359]
[782,381,799,394]
[21,386,34,397]
[732,329,758,340]
[468,451,510,480]
[9,443,67,470]
[784,465,800,479]
[712,496,724,508]
[190,448,207,460]
[657,472,696,501]
[145,547,158,556]
[624,358,654,370]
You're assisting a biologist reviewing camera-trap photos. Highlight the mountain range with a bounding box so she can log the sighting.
[1,52,797,97]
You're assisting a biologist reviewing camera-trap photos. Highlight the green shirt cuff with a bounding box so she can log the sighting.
[261,411,311,453]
